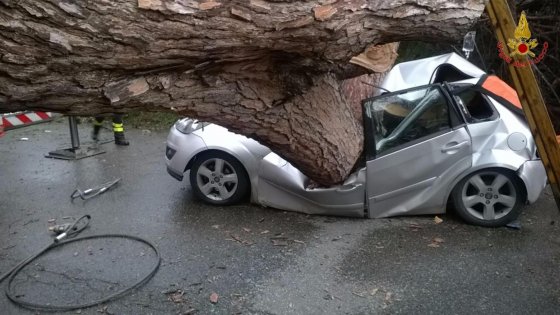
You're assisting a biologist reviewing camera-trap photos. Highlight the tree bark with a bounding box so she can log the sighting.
[0,0,485,185]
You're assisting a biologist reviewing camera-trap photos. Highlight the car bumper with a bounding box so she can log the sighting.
[167,165,184,181]
[165,126,207,182]
[518,159,547,204]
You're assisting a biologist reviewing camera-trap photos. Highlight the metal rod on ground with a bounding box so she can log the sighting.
[70,178,121,201]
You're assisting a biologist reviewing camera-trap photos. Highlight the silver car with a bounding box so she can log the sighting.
[165,53,547,227]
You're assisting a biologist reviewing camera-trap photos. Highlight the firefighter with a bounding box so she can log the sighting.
[92,114,130,146]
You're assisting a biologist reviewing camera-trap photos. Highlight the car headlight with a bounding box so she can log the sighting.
[175,118,208,134]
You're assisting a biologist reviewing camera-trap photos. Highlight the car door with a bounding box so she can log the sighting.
[362,84,472,218]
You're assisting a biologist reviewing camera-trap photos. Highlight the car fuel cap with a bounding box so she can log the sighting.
[507,132,527,151]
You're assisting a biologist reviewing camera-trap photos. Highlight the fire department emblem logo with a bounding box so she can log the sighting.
[508,11,537,57]
[497,11,547,67]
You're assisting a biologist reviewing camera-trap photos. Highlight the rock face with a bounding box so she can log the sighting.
[0,0,485,185]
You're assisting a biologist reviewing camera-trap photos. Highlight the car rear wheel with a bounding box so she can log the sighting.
[189,151,249,205]
[452,169,523,227]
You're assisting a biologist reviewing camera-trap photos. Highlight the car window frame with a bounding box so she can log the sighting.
[442,82,468,128]
[362,83,461,160]
[448,84,500,124]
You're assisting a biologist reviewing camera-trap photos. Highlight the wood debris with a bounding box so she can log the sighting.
[209,292,219,304]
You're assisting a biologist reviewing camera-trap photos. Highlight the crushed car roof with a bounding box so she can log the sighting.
[381,53,486,92]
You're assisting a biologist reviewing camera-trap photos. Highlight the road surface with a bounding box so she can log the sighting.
[1,118,559,314]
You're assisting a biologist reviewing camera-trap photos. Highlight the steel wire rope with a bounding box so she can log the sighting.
[0,215,161,311]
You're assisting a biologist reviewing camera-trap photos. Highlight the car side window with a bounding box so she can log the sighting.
[452,88,498,122]
[364,86,451,156]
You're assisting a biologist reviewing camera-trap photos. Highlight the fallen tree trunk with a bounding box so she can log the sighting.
[0,0,485,185]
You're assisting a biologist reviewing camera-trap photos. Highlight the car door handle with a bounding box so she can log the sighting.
[336,184,361,193]
[441,141,469,153]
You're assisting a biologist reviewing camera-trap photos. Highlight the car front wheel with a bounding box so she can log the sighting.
[189,151,249,205]
[452,169,524,227]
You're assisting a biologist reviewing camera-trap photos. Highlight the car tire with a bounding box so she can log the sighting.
[451,169,524,227]
[189,151,249,205]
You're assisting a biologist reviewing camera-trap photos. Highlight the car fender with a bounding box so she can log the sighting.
[192,139,266,201]
[442,149,529,208]
[166,128,208,180]
[202,144,259,174]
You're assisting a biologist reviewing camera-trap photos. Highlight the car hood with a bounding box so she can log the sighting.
[380,53,486,92]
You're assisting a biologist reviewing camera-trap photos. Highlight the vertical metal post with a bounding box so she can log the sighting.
[46,116,104,160]
[487,0,560,209]
[68,116,80,150]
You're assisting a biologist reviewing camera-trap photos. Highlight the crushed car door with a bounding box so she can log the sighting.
[257,152,366,217]
[362,84,472,218]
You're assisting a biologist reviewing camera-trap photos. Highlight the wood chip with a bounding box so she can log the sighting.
[167,290,185,304]
[385,292,393,302]
[228,234,253,245]
[409,223,422,230]
[209,292,219,304]
[96,305,109,313]
[271,238,289,246]
[434,216,443,224]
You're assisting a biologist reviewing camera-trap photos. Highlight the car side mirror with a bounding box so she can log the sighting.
[462,31,476,59]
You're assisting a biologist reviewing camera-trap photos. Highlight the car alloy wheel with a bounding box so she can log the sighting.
[452,169,523,227]
[190,151,249,205]
[196,158,238,201]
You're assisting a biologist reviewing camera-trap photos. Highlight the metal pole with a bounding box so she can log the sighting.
[68,116,80,150]
[46,116,104,160]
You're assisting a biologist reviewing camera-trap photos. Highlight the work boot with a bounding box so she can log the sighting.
[114,132,130,146]
[92,125,101,141]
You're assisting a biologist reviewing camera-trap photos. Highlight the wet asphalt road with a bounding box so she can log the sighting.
[1,118,560,315]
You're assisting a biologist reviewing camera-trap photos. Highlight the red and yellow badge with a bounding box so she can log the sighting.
[497,11,548,67]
